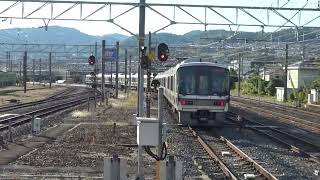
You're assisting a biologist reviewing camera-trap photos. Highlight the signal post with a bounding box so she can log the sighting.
[88,55,97,109]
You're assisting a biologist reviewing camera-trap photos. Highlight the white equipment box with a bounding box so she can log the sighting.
[136,117,159,146]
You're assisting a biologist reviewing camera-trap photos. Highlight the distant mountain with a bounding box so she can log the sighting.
[1,25,319,49]
[0,26,129,45]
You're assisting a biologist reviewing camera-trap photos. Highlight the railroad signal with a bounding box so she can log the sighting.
[140,46,148,69]
[89,71,96,88]
[88,55,96,65]
[157,43,169,61]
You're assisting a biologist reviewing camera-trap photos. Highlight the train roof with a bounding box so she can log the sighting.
[155,58,227,79]
[86,73,153,78]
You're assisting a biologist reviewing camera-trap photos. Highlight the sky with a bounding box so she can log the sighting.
[0,0,319,36]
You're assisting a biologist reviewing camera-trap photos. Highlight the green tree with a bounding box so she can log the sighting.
[229,68,238,89]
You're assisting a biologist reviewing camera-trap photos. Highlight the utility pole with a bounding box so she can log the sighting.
[115,41,119,99]
[146,31,151,118]
[129,55,132,91]
[23,51,27,93]
[49,52,52,89]
[111,61,113,86]
[101,40,106,103]
[39,58,42,84]
[237,53,241,97]
[9,52,12,72]
[94,42,98,108]
[6,52,8,72]
[19,61,22,86]
[125,49,128,94]
[32,59,35,86]
[137,0,146,178]
[284,44,288,102]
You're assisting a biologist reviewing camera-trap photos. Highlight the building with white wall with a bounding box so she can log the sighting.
[287,60,319,90]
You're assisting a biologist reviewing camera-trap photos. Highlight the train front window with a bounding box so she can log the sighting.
[178,66,229,96]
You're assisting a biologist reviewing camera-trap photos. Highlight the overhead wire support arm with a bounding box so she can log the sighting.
[177,6,204,24]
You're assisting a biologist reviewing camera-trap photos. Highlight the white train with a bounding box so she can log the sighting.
[85,73,154,89]
[155,58,230,126]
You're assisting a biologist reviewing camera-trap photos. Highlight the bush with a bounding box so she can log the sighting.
[266,79,284,96]
[241,75,268,95]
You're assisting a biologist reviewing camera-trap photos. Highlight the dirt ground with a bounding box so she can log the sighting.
[0,85,67,106]
[2,92,159,179]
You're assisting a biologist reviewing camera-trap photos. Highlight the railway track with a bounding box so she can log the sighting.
[0,96,93,131]
[231,96,319,119]
[227,112,320,164]
[0,88,92,113]
[231,98,320,134]
[189,126,278,180]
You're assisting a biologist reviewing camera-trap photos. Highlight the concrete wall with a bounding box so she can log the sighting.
[287,69,299,89]
[287,67,318,90]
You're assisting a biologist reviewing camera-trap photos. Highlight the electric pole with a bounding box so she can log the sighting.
[238,53,241,97]
[33,59,35,86]
[101,40,106,103]
[137,0,146,178]
[23,51,27,93]
[49,52,52,89]
[115,41,119,98]
[125,49,128,94]
[284,44,288,102]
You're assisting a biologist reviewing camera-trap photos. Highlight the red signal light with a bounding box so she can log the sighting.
[159,52,168,61]
[181,99,187,105]
[88,55,95,65]
[219,101,225,106]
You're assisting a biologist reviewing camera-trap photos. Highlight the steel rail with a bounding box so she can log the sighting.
[231,96,319,117]
[188,126,237,180]
[227,112,320,164]
[231,101,320,134]
[0,96,91,126]
[0,97,92,130]
[0,91,90,113]
[190,126,278,179]
[220,136,278,180]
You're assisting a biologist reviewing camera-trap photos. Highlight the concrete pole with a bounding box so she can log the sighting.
[125,49,128,94]
[33,59,35,86]
[115,41,119,98]
[111,61,113,86]
[94,42,98,108]
[101,40,106,103]
[19,61,22,86]
[23,51,27,93]
[284,44,288,102]
[237,53,241,97]
[6,52,8,72]
[147,31,151,118]
[9,52,12,72]
[39,58,42,84]
[156,87,164,179]
[137,0,146,178]
[49,52,52,89]
[129,55,132,91]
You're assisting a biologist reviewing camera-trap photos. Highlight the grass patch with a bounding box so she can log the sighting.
[71,110,91,118]
[110,93,137,108]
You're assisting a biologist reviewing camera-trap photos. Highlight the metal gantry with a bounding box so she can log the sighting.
[0,0,320,36]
